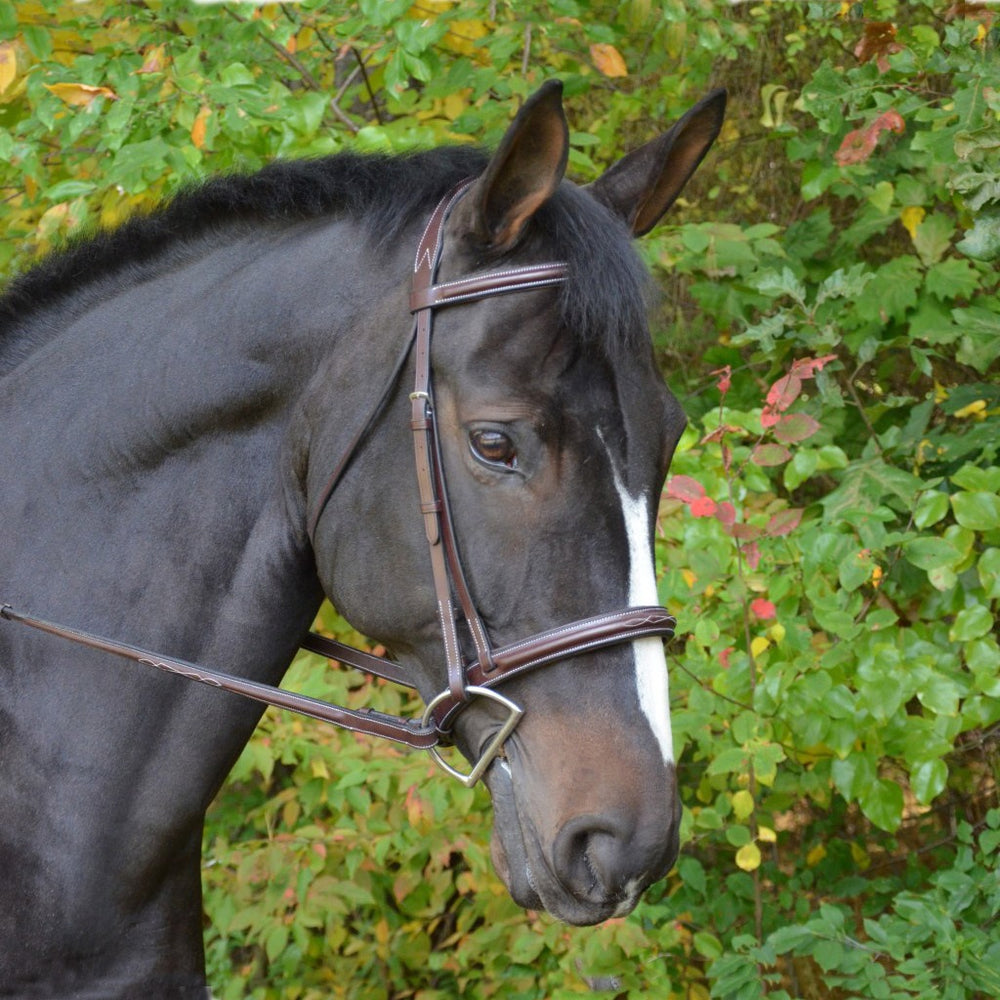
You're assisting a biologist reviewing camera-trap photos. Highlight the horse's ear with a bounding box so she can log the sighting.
[468,80,569,250]
[589,89,726,237]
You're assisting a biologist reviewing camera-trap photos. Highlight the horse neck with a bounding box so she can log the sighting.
[4,216,413,673]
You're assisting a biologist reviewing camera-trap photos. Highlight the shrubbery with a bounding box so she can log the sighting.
[3,2,997,997]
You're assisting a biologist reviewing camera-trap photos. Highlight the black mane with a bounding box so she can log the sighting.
[0,146,649,361]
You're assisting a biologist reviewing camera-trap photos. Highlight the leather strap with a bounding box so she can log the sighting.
[429,606,675,731]
[407,184,568,703]
[0,605,438,749]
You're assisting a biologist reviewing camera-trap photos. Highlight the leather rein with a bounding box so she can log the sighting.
[1,182,676,787]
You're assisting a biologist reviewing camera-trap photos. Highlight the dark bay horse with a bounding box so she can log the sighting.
[0,82,724,997]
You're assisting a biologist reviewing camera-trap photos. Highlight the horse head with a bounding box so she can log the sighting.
[308,82,725,925]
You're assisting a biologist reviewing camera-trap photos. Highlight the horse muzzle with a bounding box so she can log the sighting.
[483,738,681,925]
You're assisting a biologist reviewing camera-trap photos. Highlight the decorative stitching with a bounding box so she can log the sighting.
[490,609,673,659]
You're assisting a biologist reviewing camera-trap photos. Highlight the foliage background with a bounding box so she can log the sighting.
[2,1,998,998]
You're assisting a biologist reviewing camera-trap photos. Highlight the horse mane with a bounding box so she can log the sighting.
[0,146,650,363]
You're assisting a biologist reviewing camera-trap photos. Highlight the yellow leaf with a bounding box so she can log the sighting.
[191,105,211,150]
[446,19,489,57]
[442,91,466,121]
[954,399,986,419]
[768,622,786,644]
[735,842,761,871]
[750,636,771,659]
[681,568,697,589]
[732,789,755,821]
[590,43,628,78]
[758,825,777,843]
[45,81,117,107]
[900,205,925,240]
[135,44,167,75]
[0,42,16,96]
[806,843,827,866]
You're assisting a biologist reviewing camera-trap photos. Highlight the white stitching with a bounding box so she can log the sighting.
[492,609,672,659]
[430,263,568,292]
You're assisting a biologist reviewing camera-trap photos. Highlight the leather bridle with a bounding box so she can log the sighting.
[1,182,676,787]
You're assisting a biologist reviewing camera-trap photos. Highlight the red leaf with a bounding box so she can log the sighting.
[853,21,904,72]
[750,598,776,619]
[836,109,904,166]
[732,522,763,541]
[760,407,781,429]
[719,647,733,670]
[766,508,803,537]
[665,475,705,502]
[711,365,732,394]
[835,127,878,166]
[773,412,821,444]
[790,354,838,378]
[766,372,803,411]
[742,541,761,570]
[869,109,905,137]
[702,423,744,444]
[714,501,737,530]
[690,495,718,518]
[752,442,793,467]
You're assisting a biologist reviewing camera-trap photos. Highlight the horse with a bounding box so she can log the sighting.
[0,80,724,997]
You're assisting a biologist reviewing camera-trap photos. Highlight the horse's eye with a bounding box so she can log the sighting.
[469,429,517,470]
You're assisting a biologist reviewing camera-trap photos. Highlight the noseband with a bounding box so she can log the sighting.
[1,183,676,787]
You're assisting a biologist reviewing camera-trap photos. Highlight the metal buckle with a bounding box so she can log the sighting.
[421,686,524,788]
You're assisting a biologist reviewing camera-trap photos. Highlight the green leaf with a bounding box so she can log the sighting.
[855,257,921,323]
[952,306,1000,372]
[695,618,721,646]
[902,536,964,571]
[925,258,981,301]
[750,266,806,304]
[911,758,948,804]
[952,464,1000,492]
[838,549,873,591]
[950,605,993,642]
[694,931,724,960]
[951,491,1000,530]
[44,180,98,201]
[914,491,950,529]
[978,549,1000,599]
[832,752,876,802]
[0,0,15,35]
[956,208,1000,261]
[815,263,875,305]
[265,923,289,964]
[784,449,819,490]
[708,747,749,776]
[913,213,955,267]
[915,670,963,716]
[822,459,923,519]
[859,778,904,832]
[812,938,845,973]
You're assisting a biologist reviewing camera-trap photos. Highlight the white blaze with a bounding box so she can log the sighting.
[611,467,674,765]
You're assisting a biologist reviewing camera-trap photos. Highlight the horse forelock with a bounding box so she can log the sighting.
[530,184,653,365]
[0,146,652,371]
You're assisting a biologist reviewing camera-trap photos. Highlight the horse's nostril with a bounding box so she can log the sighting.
[553,815,635,902]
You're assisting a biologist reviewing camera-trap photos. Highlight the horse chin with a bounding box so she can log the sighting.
[484,762,638,927]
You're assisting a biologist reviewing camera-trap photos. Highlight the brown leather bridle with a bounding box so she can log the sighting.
[1,183,676,787]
